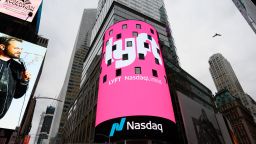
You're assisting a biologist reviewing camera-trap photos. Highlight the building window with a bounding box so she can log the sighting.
[132,31,138,37]
[155,58,159,65]
[122,24,127,29]
[122,54,128,60]
[116,69,121,76]
[127,41,132,47]
[103,75,107,83]
[135,67,141,74]
[157,48,160,54]
[152,69,158,77]
[139,53,145,60]
[109,30,113,35]
[116,33,121,39]
[112,45,116,51]
[150,29,154,34]
[107,59,111,66]
[144,42,149,48]
[136,24,141,29]
[147,35,152,40]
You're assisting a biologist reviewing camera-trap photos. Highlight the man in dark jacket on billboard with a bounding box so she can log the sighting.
[0,36,31,119]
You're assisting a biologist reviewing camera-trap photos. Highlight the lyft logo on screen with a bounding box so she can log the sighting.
[105,33,162,69]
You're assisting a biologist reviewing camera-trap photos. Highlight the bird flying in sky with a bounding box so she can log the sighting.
[212,33,222,37]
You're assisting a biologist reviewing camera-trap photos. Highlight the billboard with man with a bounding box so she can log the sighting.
[0,32,46,129]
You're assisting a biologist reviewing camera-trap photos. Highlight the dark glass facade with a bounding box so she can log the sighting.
[37,106,55,144]
[232,0,256,34]
[50,9,97,144]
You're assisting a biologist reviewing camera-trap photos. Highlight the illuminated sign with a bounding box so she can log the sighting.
[109,117,164,137]
[109,118,126,137]
[95,20,176,142]
[0,32,46,129]
[0,0,42,22]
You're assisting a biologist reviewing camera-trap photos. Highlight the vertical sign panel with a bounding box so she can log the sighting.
[0,32,46,129]
[95,20,176,142]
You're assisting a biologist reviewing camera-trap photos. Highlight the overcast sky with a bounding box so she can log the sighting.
[27,0,256,142]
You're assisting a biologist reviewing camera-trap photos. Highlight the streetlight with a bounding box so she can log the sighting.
[17,95,62,144]
[34,96,63,102]
[95,133,110,144]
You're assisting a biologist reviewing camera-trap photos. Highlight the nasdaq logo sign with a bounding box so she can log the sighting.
[109,117,164,137]
[109,118,126,137]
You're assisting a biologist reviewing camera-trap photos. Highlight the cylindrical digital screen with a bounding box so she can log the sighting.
[95,20,176,142]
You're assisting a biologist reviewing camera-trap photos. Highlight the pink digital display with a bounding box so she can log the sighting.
[96,20,175,126]
[0,0,42,22]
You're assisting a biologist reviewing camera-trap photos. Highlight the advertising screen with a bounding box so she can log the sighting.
[177,91,225,143]
[0,0,42,22]
[95,20,176,142]
[0,32,46,129]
